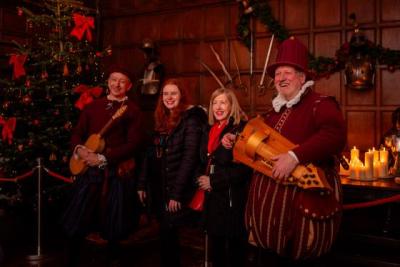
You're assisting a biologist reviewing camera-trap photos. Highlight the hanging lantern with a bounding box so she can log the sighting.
[344,16,375,91]
[344,52,375,91]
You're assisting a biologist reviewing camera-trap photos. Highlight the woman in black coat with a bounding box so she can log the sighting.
[137,78,207,267]
[197,88,252,267]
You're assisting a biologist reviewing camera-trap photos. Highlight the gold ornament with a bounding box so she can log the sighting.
[76,64,82,74]
[49,153,57,161]
[63,64,69,76]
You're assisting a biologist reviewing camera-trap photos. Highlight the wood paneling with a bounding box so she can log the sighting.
[205,6,226,38]
[347,111,376,151]
[381,0,400,21]
[315,0,341,27]
[314,32,341,57]
[97,0,400,150]
[181,42,201,73]
[314,73,341,100]
[346,0,375,24]
[182,9,204,39]
[160,13,182,41]
[382,27,400,50]
[381,70,400,105]
[284,0,309,30]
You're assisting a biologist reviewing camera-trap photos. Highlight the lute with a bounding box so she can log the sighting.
[69,105,128,175]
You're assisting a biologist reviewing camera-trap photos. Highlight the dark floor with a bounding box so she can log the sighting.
[1,212,400,267]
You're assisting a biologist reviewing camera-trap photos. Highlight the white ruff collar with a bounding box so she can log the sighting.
[272,80,314,112]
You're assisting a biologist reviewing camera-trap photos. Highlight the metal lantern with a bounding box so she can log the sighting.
[344,52,375,91]
[344,20,376,91]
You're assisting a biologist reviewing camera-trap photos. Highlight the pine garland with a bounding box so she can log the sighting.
[236,1,400,79]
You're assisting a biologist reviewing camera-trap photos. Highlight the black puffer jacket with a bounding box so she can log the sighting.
[138,106,208,213]
[201,119,253,239]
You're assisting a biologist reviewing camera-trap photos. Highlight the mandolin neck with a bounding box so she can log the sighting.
[98,117,115,137]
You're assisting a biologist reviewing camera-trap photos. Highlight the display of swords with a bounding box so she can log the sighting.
[200,35,275,96]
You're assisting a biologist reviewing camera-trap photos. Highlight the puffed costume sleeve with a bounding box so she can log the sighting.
[292,98,346,164]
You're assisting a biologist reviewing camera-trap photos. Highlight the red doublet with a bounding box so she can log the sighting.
[245,89,346,260]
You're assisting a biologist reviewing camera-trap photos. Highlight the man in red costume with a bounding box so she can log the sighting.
[242,37,346,266]
[63,65,142,267]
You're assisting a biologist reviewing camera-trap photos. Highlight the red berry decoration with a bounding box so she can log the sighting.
[22,94,32,105]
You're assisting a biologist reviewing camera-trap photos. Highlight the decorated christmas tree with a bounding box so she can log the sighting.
[0,0,110,202]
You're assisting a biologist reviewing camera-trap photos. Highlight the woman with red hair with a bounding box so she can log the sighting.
[137,78,207,267]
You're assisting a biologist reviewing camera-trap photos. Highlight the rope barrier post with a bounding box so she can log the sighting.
[27,158,45,264]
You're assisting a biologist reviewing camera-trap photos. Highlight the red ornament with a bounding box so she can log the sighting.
[41,71,48,80]
[22,94,32,105]
[17,7,23,16]
[28,139,34,147]
[32,119,40,126]
[25,79,31,88]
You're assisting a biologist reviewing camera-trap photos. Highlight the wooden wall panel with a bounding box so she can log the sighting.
[254,36,277,70]
[284,0,309,30]
[205,6,226,38]
[229,40,250,71]
[102,19,117,46]
[132,15,160,43]
[346,87,375,106]
[314,32,341,57]
[115,17,135,45]
[382,111,393,136]
[159,44,179,74]
[381,0,400,21]
[381,27,400,50]
[182,9,204,39]
[347,111,376,151]
[315,0,341,27]
[202,40,226,72]
[181,42,201,73]
[181,76,201,104]
[314,73,341,100]
[160,13,182,40]
[346,0,376,24]
[381,70,400,105]
[98,0,400,150]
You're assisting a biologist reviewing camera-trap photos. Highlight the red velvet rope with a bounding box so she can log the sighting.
[43,168,74,183]
[343,194,400,210]
[0,169,35,182]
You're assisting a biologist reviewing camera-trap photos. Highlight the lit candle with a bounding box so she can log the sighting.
[380,147,388,164]
[351,146,359,162]
[349,162,356,179]
[372,147,379,163]
[373,160,381,178]
[364,150,374,179]
[380,147,389,177]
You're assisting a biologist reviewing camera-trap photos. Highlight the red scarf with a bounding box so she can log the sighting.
[207,120,227,154]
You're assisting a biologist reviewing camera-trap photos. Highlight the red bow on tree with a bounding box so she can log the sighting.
[74,85,103,110]
[9,54,27,80]
[70,13,95,42]
[0,117,17,144]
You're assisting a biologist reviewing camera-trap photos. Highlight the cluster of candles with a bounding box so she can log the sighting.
[349,146,389,179]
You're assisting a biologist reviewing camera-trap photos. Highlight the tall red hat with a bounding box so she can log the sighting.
[267,36,309,78]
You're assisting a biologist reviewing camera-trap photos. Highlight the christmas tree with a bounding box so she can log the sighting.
[0,0,109,203]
